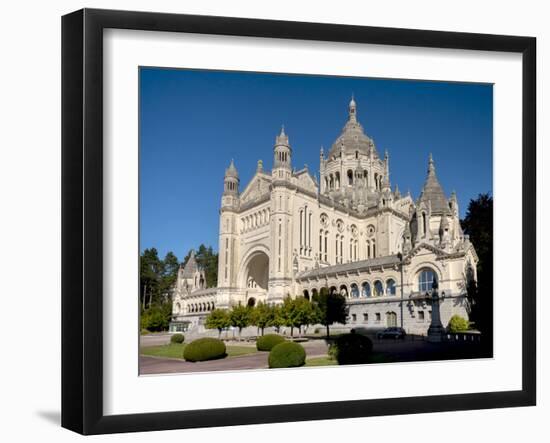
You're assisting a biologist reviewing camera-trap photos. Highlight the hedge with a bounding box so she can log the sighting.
[256,334,286,351]
[331,332,373,365]
[170,333,185,344]
[183,338,227,362]
[268,342,306,368]
[448,315,470,333]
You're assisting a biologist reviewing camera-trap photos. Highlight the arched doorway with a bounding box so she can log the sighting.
[386,312,397,327]
[240,249,270,302]
[247,297,256,307]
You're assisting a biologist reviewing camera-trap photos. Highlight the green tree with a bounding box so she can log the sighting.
[205,309,230,338]
[140,248,162,309]
[195,244,219,288]
[140,303,171,332]
[269,305,283,333]
[229,304,251,338]
[139,248,180,331]
[279,296,315,337]
[161,251,179,294]
[461,193,493,347]
[312,288,348,338]
[250,302,275,336]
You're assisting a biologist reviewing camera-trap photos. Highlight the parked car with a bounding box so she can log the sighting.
[376,327,406,339]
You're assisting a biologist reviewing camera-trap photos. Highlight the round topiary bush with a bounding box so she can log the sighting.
[183,338,227,362]
[448,315,470,333]
[268,342,306,368]
[170,333,185,344]
[332,332,373,365]
[256,334,286,351]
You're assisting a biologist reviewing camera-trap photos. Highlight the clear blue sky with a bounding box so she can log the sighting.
[140,67,493,262]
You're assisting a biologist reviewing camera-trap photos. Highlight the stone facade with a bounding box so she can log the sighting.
[172,98,478,334]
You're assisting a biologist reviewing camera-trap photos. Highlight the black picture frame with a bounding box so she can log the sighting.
[62,8,536,435]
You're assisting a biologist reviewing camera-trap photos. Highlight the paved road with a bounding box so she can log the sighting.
[139,335,489,375]
[140,334,172,347]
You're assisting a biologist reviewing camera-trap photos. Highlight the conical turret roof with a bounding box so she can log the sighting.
[225,159,239,178]
[181,250,199,278]
[418,154,449,215]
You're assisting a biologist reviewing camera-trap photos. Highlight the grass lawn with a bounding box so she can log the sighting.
[305,357,335,367]
[140,343,258,359]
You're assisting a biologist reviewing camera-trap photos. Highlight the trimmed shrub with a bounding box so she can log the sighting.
[183,338,226,362]
[256,334,286,351]
[332,333,373,365]
[170,333,185,344]
[448,315,470,333]
[268,342,306,368]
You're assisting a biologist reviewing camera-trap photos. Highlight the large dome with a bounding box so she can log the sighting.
[327,98,379,160]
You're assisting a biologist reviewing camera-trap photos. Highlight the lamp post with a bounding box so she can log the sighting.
[397,252,404,329]
[427,277,445,342]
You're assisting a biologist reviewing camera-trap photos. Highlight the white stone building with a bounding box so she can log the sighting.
[172,98,478,334]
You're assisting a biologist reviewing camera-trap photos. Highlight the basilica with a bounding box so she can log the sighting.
[171,98,478,335]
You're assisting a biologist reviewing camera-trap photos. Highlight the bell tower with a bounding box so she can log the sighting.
[272,126,292,182]
[269,126,294,304]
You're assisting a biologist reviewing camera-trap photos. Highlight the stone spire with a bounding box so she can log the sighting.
[449,190,458,216]
[418,154,449,215]
[256,159,263,173]
[382,150,391,189]
[394,184,401,199]
[348,94,357,123]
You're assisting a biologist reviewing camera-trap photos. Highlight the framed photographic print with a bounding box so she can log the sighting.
[61,8,536,435]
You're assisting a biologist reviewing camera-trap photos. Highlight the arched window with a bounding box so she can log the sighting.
[350,283,359,298]
[374,280,384,297]
[372,240,376,258]
[361,282,371,297]
[324,231,328,261]
[386,279,396,296]
[335,234,339,263]
[335,172,340,189]
[339,285,348,297]
[347,169,353,185]
[366,240,371,258]
[418,268,437,293]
